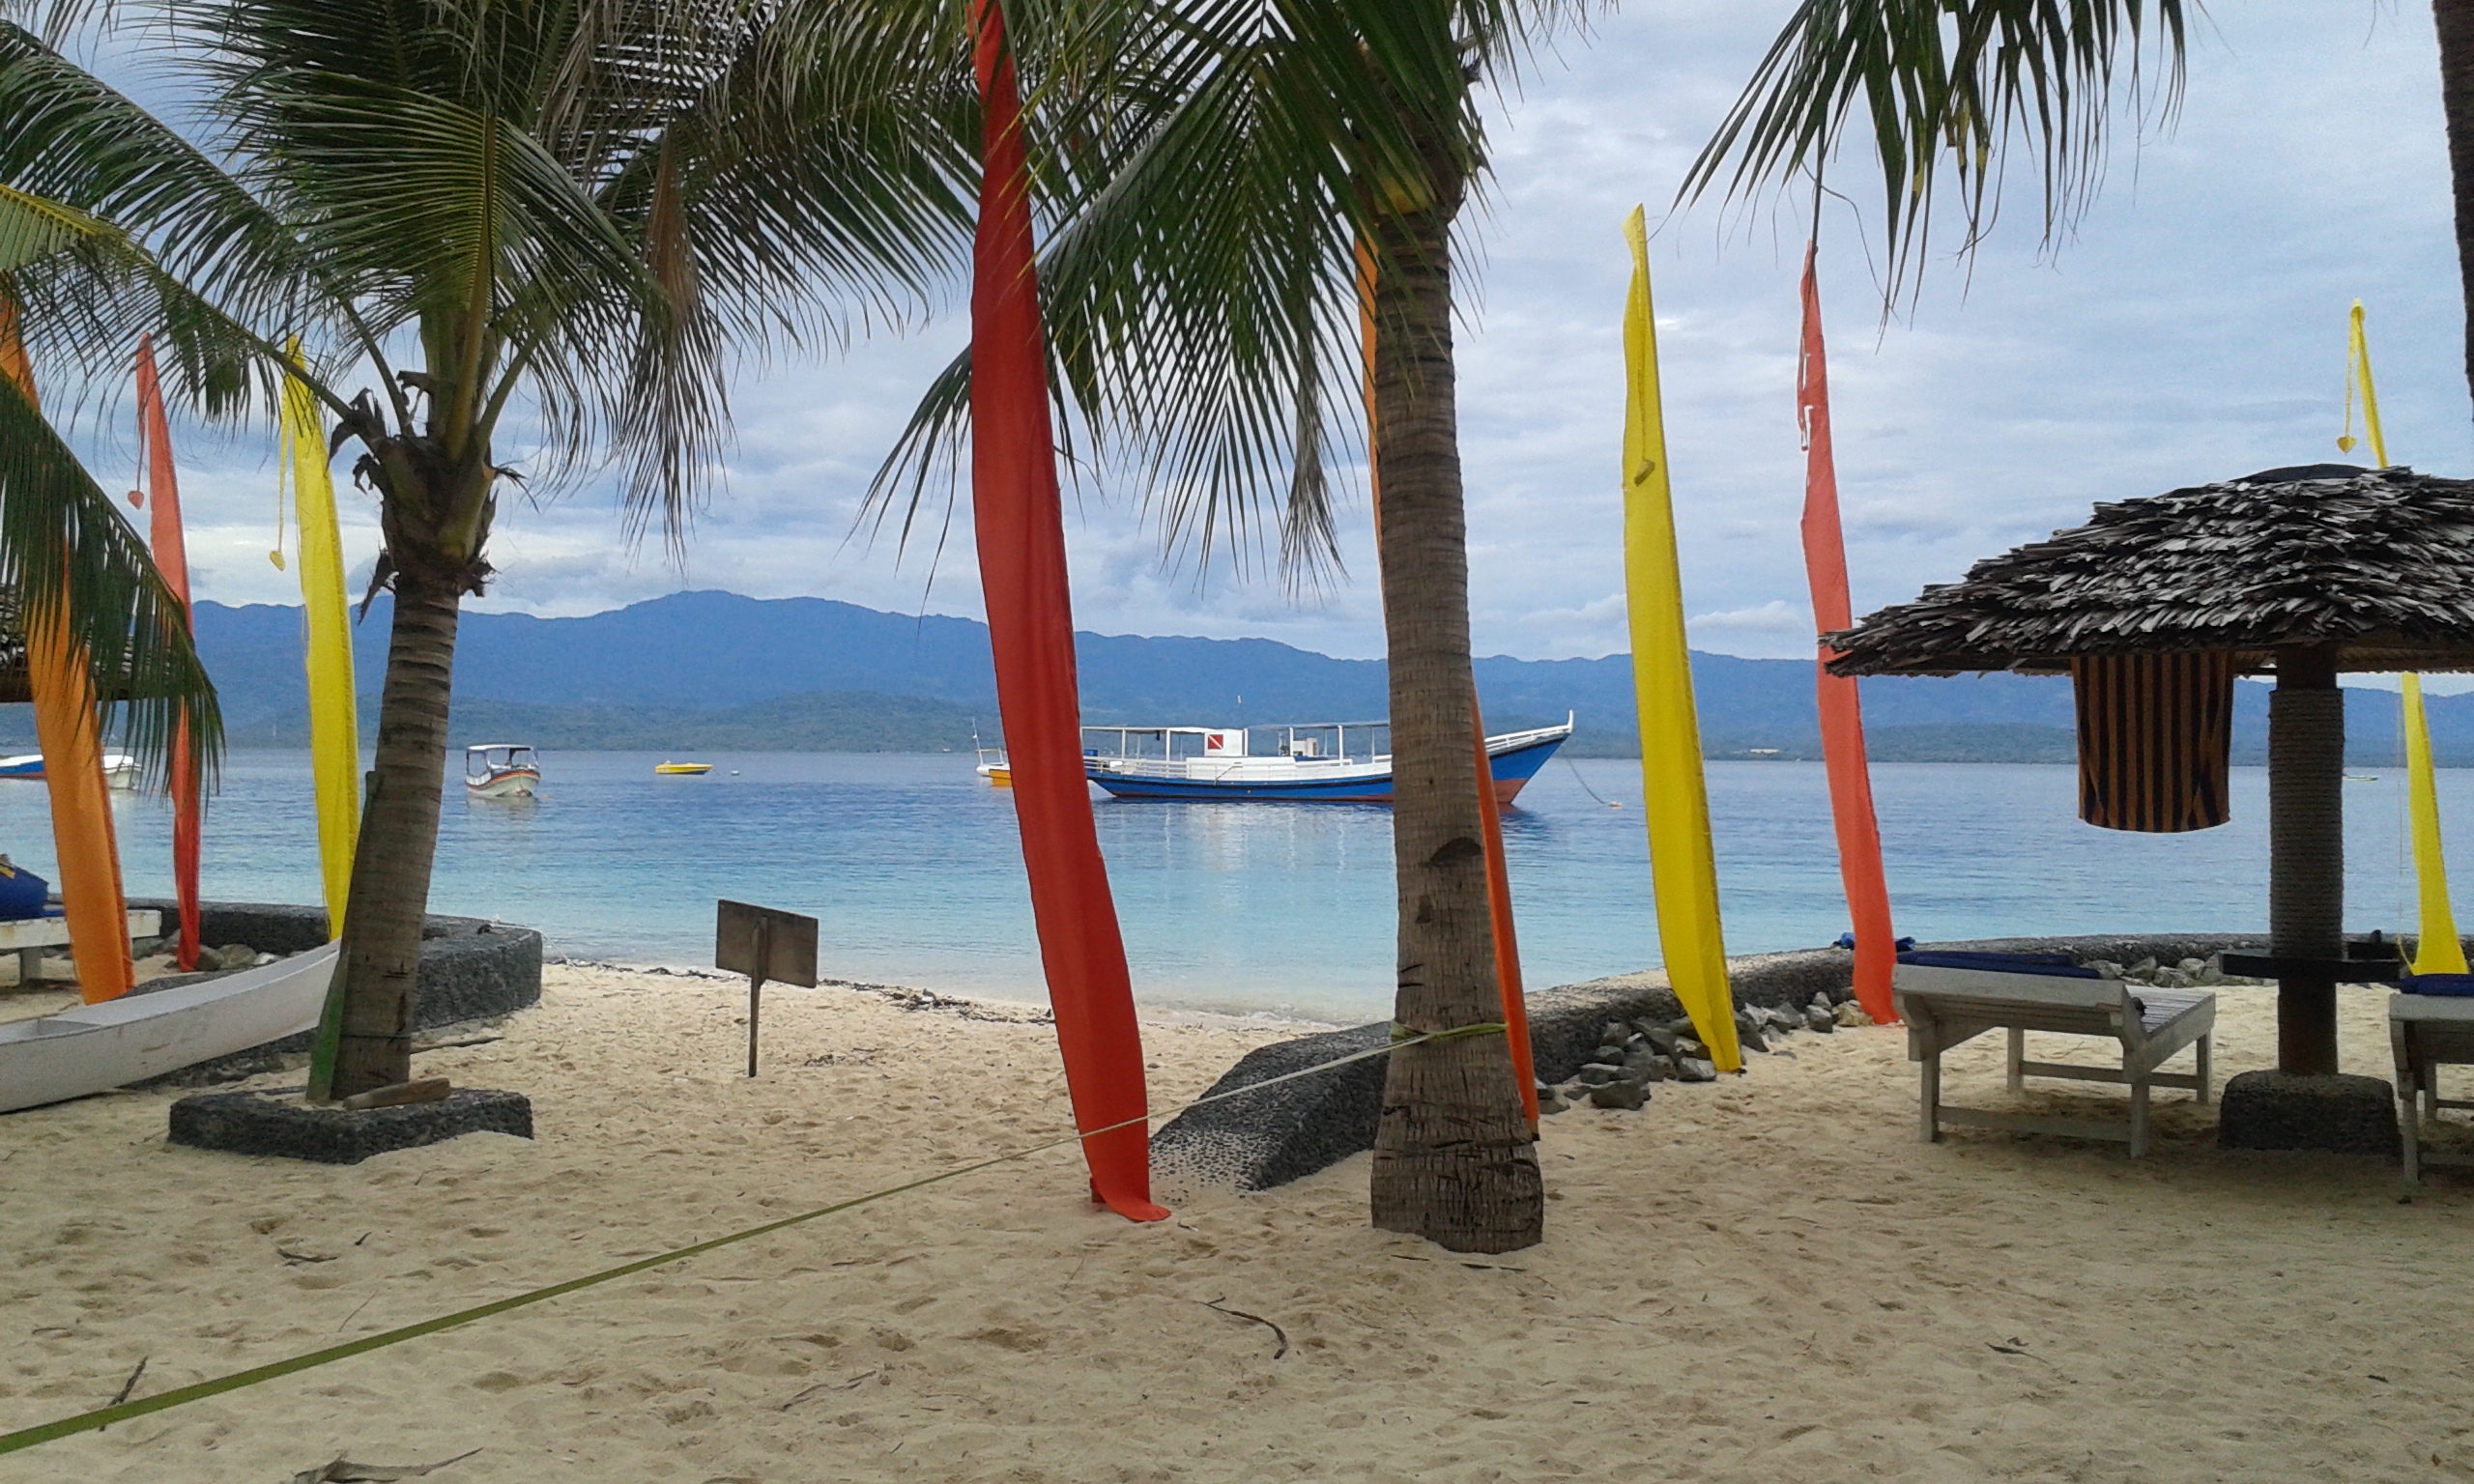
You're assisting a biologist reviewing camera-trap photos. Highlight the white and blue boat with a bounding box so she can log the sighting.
[1082,714,1573,803]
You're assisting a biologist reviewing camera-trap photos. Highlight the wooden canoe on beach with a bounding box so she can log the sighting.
[0,942,339,1114]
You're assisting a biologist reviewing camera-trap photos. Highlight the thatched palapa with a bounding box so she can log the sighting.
[1821,466,2474,677]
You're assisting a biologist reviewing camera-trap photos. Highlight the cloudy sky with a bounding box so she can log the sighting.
[143,0,2464,668]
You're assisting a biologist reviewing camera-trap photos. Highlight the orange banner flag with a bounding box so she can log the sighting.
[969,0,1164,1221]
[134,336,201,970]
[1,293,134,1004]
[1797,246,1898,1024]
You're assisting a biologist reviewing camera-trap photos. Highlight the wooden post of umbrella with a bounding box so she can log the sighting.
[2268,644,2345,1076]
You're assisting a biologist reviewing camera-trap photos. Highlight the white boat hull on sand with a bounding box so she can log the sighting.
[0,942,339,1114]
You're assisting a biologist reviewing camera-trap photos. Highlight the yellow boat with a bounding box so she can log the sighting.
[654,760,713,776]
[972,722,1011,786]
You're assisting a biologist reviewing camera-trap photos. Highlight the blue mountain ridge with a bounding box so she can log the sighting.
[179,589,2474,762]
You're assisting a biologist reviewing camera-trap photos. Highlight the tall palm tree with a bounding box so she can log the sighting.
[874,1,1581,1252]
[1,0,974,1097]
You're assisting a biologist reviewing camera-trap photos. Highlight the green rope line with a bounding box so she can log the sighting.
[0,1022,1504,1456]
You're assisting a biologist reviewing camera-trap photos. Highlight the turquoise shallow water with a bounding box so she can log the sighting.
[2,752,2464,1024]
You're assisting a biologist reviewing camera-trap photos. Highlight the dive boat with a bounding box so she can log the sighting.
[464,743,541,798]
[654,760,713,776]
[1083,714,1573,803]
[0,753,139,789]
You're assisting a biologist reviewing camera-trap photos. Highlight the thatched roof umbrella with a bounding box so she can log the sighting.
[1825,464,2474,1084]
[0,587,33,705]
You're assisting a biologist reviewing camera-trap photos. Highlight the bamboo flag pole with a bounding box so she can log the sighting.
[2344,302,2466,976]
[1619,208,1740,1070]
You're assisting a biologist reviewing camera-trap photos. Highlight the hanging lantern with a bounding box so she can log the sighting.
[2073,651,2235,832]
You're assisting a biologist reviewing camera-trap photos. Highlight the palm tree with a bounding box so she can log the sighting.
[1,0,973,1097]
[874,2,1582,1251]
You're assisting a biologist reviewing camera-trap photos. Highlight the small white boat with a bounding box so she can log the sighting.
[464,743,541,798]
[0,752,139,789]
[0,941,339,1114]
[972,722,1010,786]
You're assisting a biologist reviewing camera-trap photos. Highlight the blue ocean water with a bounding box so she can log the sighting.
[2,752,2460,1024]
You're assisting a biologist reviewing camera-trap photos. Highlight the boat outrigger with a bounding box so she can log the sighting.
[464,743,541,799]
[1082,714,1574,803]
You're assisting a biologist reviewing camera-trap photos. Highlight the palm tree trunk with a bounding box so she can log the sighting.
[325,562,462,1097]
[2439,0,2474,404]
[1365,128,1544,1254]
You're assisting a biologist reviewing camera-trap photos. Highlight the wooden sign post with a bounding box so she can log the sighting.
[715,899,819,1076]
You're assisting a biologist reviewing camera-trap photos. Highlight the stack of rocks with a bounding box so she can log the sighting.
[2082,956,2263,988]
[1536,986,1871,1115]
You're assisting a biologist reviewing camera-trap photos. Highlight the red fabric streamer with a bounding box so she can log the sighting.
[970,0,1165,1222]
[1470,700,1539,1126]
[1797,246,1898,1025]
[134,337,201,971]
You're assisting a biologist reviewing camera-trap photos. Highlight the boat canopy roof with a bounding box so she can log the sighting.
[465,742,534,754]
[1081,721,1388,733]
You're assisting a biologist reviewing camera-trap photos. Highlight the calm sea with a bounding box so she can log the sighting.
[3,752,2460,1024]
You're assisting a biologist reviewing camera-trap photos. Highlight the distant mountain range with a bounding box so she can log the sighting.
[24,588,2474,764]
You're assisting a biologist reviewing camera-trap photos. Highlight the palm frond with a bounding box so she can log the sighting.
[0,362,218,795]
[1682,0,2188,298]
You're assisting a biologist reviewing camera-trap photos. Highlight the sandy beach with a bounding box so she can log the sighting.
[4,961,2471,1482]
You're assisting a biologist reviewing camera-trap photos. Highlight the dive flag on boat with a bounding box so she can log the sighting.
[134,335,202,972]
[282,341,360,941]
[1,292,135,1005]
[1798,246,1899,1025]
[1619,209,1740,1071]
[969,0,1165,1221]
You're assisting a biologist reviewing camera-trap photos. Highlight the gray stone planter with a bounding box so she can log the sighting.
[129,900,543,1089]
[1152,932,2295,1191]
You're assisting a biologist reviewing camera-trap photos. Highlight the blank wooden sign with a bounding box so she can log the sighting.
[716,899,818,1075]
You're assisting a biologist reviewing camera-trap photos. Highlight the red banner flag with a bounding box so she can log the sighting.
[1797,246,1898,1025]
[970,0,1165,1221]
[134,336,201,971]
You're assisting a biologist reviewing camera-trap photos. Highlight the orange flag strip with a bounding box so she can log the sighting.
[969,0,1164,1221]
[135,337,202,970]
[1797,246,1898,1025]
[1359,240,1537,1120]
[1,294,134,1004]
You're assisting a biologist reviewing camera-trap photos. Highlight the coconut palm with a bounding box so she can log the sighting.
[873,1,1591,1252]
[0,0,975,1097]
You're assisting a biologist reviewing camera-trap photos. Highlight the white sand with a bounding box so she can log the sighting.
[4,964,2471,1482]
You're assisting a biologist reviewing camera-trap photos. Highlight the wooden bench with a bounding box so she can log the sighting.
[1895,961,2215,1158]
[0,910,163,985]
[2390,992,2474,1184]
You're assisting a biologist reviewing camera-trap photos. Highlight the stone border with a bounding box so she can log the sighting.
[127,901,543,1089]
[1151,933,2282,1191]
[168,1087,533,1163]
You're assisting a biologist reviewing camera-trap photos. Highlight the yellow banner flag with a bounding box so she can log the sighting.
[2404,675,2467,974]
[283,345,360,938]
[2344,302,2460,974]
[1621,208,1739,1070]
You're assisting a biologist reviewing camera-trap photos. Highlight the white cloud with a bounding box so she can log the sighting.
[74,1,2469,678]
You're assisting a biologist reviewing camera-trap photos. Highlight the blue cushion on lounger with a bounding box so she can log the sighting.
[2401,973,2474,997]
[1896,950,2101,979]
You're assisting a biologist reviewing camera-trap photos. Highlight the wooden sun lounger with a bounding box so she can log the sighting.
[2390,993,2474,1184]
[1895,962,2215,1158]
[0,909,161,985]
